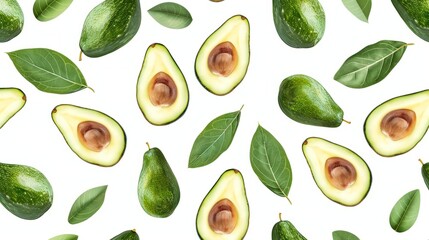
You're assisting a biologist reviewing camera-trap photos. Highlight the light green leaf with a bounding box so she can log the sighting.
[250,124,292,203]
[188,106,242,168]
[389,189,420,232]
[148,2,192,29]
[342,0,371,22]
[7,48,92,94]
[49,234,78,240]
[68,185,108,224]
[332,230,359,240]
[33,0,73,21]
[334,40,410,88]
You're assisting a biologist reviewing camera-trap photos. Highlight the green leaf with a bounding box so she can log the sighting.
[7,48,92,94]
[334,40,410,88]
[332,230,359,240]
[148,2,192,29]
[342,0,371,22]
[68,185,108,224]
[33,0,73,21]
[389,189,420,232]
[250,124,292,203]
[188,106,242,168]
[49,234,78,240]
[111,229,139,240]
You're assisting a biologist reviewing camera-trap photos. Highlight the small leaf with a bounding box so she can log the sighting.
[148,2,192,29]
[250,124,292,203]
[389,189,420,232]
[342,0,371,22]
[332,230,359,240]
[334,40,410,88]
[188,106,242,168]
[7,48,92,94]
[33,0,73,21]
[68,185,108,224]
[49,234,78,240]
[111,229,139,240]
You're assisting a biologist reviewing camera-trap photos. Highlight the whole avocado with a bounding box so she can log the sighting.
[0,0,24,42]
[392,0,429,42]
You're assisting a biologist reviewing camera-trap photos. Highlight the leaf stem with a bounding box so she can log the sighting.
[239,104,244,111]
[286,196,292,205]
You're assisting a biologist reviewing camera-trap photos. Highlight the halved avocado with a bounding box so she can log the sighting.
[302,137,372,206]
[196,169,249,239]
[52,104,126,167]
[0,88,25,128]
[136,43,189,125]
[364,90,429,157]
[195,15,250,95]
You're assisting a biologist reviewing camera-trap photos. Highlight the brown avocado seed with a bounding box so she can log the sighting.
[149,72,177,107]
[325,157,357,190]
[77,121,111,152]
[207,41,238,77]
[380,109,416,141]
[208,198,238,234]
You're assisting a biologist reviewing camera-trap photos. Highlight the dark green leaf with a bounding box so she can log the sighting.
[68,185,108,224]
[334,40,410,88]
[49,234,78,240]
[342,0,371,22]
[188,106,242,168]
[148,2,192,29]
[33,0,73,21]
[111,229,139,240]
[7,48,92,94]
[250,124,292,203]
[332,230,359,240]
[389,189,420,232]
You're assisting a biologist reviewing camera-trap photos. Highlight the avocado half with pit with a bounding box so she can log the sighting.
[302,137,372,206]
[196,169,249,239]
[136,43,189,126]
[195,15,250,95]
[364,90,429,157]
[52,104,126,167]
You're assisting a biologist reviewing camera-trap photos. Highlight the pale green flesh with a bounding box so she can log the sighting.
[0,88,26,129]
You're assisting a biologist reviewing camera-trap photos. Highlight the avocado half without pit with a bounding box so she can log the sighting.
[0,88,26,129]
[195,14,250,95]
[302,137,372,206]
[52,104,126,167]
[364,90,429,157]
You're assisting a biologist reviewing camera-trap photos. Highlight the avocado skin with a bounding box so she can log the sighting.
[278,74,343,127]
[392,0,429,42]
[421,162,429,190]
[273,0,325,48]
[272,220,307,240]
[111,229,139,240]
[0,0,24,42]
[137,147,180,218]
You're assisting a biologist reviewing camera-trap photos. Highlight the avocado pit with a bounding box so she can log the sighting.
[149,72,177,107]
[380,109,416,141]
[208,41,238,77]
[325,157,357,190]
[208,198,238,234]
[77,121,111,152]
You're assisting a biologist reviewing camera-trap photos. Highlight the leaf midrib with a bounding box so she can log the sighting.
[394,191,418,231]
[261,135,287,198]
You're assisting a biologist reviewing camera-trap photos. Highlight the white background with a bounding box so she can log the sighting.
[0,0,428,239]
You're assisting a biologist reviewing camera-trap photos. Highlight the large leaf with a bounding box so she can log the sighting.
[68,185,108,224]
[389,189,420,232]
[332,230,359,240]
[342,0,371,22]
[250,124,292,203]
[148,2,192,29]
[334,40,410,88]
[48,234,78,240]
[188,106,242,168]
[7,48,92,94]
[33,0,73,21]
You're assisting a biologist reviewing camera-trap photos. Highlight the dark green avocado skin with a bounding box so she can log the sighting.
[272,220,307,240]
[0,0,24,42]
[392,0,429,42]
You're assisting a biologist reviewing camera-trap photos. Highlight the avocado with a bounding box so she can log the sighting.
[111,229,139,240]
[278,74,345,127]
[196,169,249,239]
[194,15,250,95]
[302,137,372,206]
[137,143,180,218]
[272,213,307,240]
[392,0,429,42]
[273,0,325,48]
[419,159,429,190]
[51,104,126,167]
[0,0,24,42]
[364,90,429,157]
[136,43,189,125]
[0,162,53,220]
[79,0,141,58]
[0,88,26,129]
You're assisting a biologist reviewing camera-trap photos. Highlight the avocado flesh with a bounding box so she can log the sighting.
[0,0,24,42]
[51,104,126,167]
[364,90,429,157]
[136,43,189,126]
[196,169,249,240]
[0,88,26,128]
[195,15,250,96]
[302,137,372,206]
